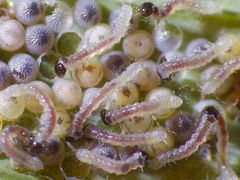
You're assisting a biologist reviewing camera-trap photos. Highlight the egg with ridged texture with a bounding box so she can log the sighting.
[8,53,39,84]
[52,78,82,110]
[25,24,55,55]
[153,21,183,53]
[72,58,103,88]
[0,61,13,90]
[14,0,45,25]
[123,30,154,61]
[0,19,25,51]
[73,0,102,28]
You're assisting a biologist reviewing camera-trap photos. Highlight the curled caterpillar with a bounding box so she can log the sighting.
[0,125,44,170]
[0,84,56,142]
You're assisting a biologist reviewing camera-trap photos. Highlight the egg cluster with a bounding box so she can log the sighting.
[0,0,238,179]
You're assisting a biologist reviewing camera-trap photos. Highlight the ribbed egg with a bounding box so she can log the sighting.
[0,19,25,51]
[153,21,183,53]
[52,78,82,110]
[14,0,45,25]
[25,24,55,55]
[73,0,102,28]
[8,53,39,84]
[0,61,13,90]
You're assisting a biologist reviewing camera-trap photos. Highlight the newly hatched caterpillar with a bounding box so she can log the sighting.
[0,84,56,142]
[56,5,132,71]
[157,37,231,79]
[75,148,146,175]
[82,124,167,147]
[0,125,44,170]
[102,95,183,125]
[201,56,240,95]
[71,61,160,136]
[148,106,217,169]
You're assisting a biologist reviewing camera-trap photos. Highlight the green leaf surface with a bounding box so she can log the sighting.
[0,160,38,180]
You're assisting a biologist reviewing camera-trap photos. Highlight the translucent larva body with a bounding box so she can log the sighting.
[185,38,210,56]
[200,65,233,95]
[153,21,183,53]
[158,51,184,64]
[0,61,13,90]
[0,125,44,170]
[72,61,160,135]
[76,148,146,175]
[83,124,167,147]
[157,35,233,79]
[123,30,154,61]
[217,34,240,63]
[57,5,132,70]
[100,51,129,80]
[148,106,217,169]
[0,19,25,51]
[8,53,39,84]
[24,81,54,113]
[52,78,82,110]
[92,143,118,160]
[102,95,183,125]
[201,57,240,95]
[193,99,225,118]
[0,84,56,142]
[73,0,102,28]
[25,24,55,55]
[14,0,45,25]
